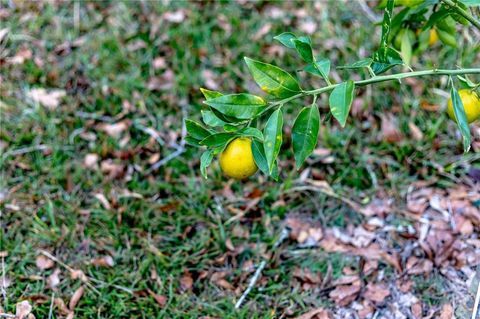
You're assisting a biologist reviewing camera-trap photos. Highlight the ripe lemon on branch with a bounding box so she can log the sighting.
[219,138,258,180]
[447,89,480,123]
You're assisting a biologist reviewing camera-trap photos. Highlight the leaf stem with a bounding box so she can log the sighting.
[269,68,480,107]
[440,0,480,31]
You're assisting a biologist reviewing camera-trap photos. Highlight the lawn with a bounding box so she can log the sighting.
[1,1,480,318]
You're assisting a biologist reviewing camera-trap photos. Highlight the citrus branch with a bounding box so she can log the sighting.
[270,68,480,107]
[440,0,480,31]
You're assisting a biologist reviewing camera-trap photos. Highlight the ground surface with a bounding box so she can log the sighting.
[1,1,480,318]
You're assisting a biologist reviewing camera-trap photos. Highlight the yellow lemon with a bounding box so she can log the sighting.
[429,29,438,46]
[219,138,258,180]
[447,89,480,124]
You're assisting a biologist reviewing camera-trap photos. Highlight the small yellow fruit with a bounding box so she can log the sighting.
[447,89,480,124]
[429,29,438,46]
[219,138,258,180]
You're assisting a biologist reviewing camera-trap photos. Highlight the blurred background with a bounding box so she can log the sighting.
[1,1,480,318]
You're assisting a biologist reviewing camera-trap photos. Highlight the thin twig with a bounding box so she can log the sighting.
[234,227,290,309]
[440,0,480,31]
[48,292,55,319]
[1,144,50,159]
[133,121,165,147]
[0,210,6,309]
[472,276,480,319]
[0,314,15,318]
[355,0,382,23]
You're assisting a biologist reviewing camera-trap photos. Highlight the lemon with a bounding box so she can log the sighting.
[219,138,258,180]
[429,29,438,46]
[447,89,480,124]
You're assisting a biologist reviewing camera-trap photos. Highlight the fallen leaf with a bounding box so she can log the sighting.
[252,23,272,40]
[70,269,88,282]
[27,88,66,110]
[90,255,114,267]
[162,10,186,23]
[329,281,361,306]
[69,286,85,310]
[147,289,167,307]
[411,302,422,319]
[83,153,99,169]
[381,114,403,143]
[36,255,55,270]
[298,19,317,34]
[408,122,423,141]
[363,283,390,304]
[100,160,125,179]
[180,272,193,292]
[94,193,111,210]
[438,303,453,319]
[15,300,32,319]
[98,121,130,138]
[47,268,61,289]
[147,70,175,91]
[54,298,70,315]
[294,308,331,319]
[0,28,8,43]
[153,57,167,70]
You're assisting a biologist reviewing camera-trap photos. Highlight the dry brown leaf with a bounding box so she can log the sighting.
[329,281,361,306]
[411,302,422,319]
[90,255,114,268]
[406,257,433,275]
[294,308,331,319]
[298,19,317,34]
[408,122,423,141]
[147,70,175,91]
[47,268,61,289]
[15,300,32,319]
[35,255,55,270]
[438,303,453,319]
[27,88,66,110]
[152,57,167,70]
[147,289,167,307]
[69,286,85,310]
[252,23,272,40]
[180,272,193,292]
[363,283,390,304]
[54,298,70,315]
[381,114,403,143]
[100,160,125,179]
[70,269,88,282]
[94,193,111,210]
[98,121,130,138]
[83,153,99,169]
[163,10,186,23]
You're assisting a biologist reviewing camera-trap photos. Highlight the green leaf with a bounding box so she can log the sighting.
[263,108,283,173]
[337,58,373,70]
[460,0,480,6]
[237,127,264,141]
[200,132,235,148]
[244,57,301,98]
[200,88,223,100]
[252,140,279,180]
[400,29,412,66]
[457,75,476,89]
[185,119,212,140]
[293,38,314,63]
[450,86,471,152]
[328,80,355,127]
[200,150,214,179]
[292,106,320,169]
[201,110,228,127]
[185,136,202,146]
[372,48,403,74]
[304,59,331,82]
[203,93,267,120]
[273,32,297,48]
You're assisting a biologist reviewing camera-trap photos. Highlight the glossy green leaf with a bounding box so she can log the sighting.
[200,88,223,100]
[244,57,301,98]
[400,29,412,66]
[263,108,283,173]
[460,0,480,6]
[200,150,214,179]
[292,105,320,169]
[337,58,373,70]
[252,140,279,180]
[203,93,267,120]
[237,127,264,141]
[372,47,403,74]
[450,86,471,152]
[200,132,235,148]
[273,32,297,48]
[185,136,202,147]
[304,59,330,82]
[293,38,313,63]
[201,110,228,127]
[328,80,355,127]
[185,119,212,140]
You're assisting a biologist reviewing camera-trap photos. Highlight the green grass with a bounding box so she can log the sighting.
[1,1,479,318]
